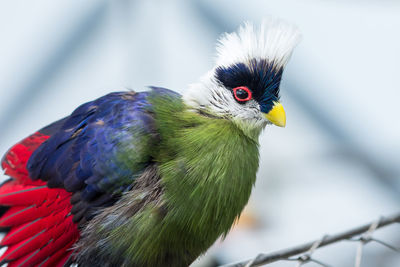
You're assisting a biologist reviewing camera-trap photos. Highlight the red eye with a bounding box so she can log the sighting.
[233,86,252,102]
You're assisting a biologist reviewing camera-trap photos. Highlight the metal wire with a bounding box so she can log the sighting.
[220,212,400,267]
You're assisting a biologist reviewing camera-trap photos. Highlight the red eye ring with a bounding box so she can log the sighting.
[233,86,252,102]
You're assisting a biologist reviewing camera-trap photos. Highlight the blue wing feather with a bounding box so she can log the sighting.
[27,87,180,223]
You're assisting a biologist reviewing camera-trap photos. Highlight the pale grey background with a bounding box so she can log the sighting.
[0,1,399,266]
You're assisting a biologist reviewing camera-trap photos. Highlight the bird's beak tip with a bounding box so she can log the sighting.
[264,102,286,127]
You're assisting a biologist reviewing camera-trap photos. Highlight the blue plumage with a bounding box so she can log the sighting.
[27,88,179,223]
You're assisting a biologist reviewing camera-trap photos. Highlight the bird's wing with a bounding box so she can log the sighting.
[27,90,171,224]
[0,87,179,266]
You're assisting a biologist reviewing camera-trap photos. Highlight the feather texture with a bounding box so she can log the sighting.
[0,132,79,266]
[27,90,160,224]
[216,18,301,69]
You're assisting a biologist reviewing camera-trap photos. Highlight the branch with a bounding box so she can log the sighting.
[221,212,400,267]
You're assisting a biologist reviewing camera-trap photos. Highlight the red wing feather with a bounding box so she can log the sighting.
[0,132,80,266]
[1,132,49,185]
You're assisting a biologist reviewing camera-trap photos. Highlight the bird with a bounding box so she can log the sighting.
[0,19,301,267]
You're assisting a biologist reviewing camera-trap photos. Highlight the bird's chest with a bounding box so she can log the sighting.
[161,129,260,245]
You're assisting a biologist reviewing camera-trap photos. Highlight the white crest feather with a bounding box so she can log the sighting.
[216,18,301,69]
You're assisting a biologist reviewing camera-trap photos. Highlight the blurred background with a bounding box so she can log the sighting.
[0,0,399,266]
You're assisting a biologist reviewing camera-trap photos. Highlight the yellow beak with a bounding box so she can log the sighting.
[264,102,286,127]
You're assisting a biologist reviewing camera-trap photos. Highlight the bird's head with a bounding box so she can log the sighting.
[183,19,301,137]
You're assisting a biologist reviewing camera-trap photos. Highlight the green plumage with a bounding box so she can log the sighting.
[107,93,260,266]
